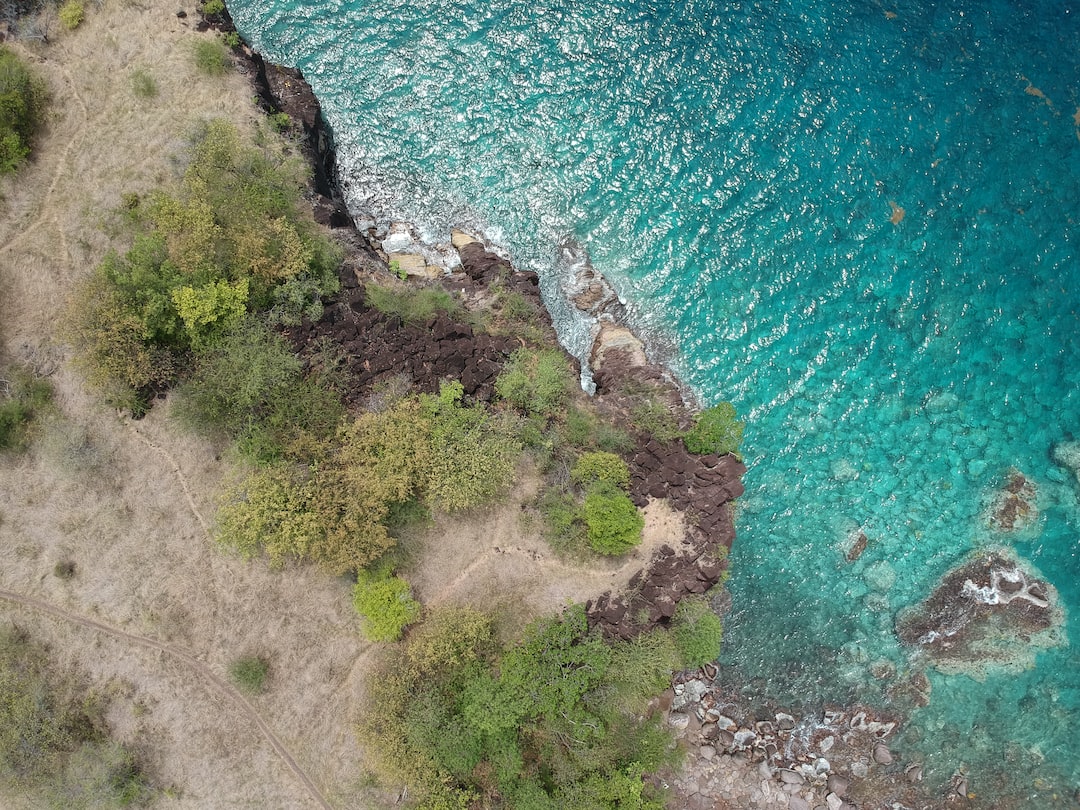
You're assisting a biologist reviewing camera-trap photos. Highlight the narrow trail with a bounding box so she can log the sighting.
[126,422,213,539]
[428,543,646,606]
[0,588,334,810]
[0,63,89,259]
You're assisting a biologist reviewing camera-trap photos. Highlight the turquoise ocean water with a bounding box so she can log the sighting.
[227,0,1080,802]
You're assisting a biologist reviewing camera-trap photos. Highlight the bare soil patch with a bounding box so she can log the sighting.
[409,464,686,626]
[0,3,388,807]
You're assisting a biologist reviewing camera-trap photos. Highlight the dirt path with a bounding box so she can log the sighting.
[0,587,334,810]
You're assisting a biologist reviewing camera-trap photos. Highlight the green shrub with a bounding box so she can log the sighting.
[494,347,573,418]
[173,317,342,461]
[0,46,49,176]
[684,401,744,457]
[353,568,422,642]
[171,277,249,348]
[0,365,52,451]
[537,486,587,554]
[193,38,231,77]
[223,31,241,48]
[58,0,85,29]
[359,605,674,809]
[364,284,464,325]
[228,656,269,695]
[200,0,225,14]
[602,629,681,714]
[420,381,521,511]
[629,398,683,442]
[268,111,290,132]
[671,597,723,669]
[129,68,158,99]
[571,451,630,490]
[403,608,493,675]
[582,480,643,556]
[216,398,430,573]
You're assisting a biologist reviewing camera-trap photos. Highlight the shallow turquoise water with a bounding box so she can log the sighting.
[228,0,1080,801]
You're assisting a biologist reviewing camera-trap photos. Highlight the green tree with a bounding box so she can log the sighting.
[0,47,48,176]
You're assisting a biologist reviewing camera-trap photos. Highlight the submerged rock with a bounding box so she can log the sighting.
[985,468,1038,533]
[895,548,1066,677]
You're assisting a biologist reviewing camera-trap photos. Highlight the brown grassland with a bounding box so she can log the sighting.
[0,3,685,807]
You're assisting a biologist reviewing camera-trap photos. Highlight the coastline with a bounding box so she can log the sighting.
[211,9,997,809]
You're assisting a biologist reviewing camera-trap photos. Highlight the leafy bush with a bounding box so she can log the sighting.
[173,317,342,461]
[70,119,341,408]
[364,284,464,325]
[629,398,683,442]
[193,38,231,76]
[358,605,675,809]
[58,0,84,29]
[200,0,225,14]
[0,364,52,451]
[228,656,269,695]
[0,46,49,176]
[420,381,520,511]
[684,401,744,457]
[583,480,643,556]
[571,451,630,489]
[671,597,723,669]
[216,399,429,573]
[353,568,421,642]
[537,486,587,554]
[494,347,573,418]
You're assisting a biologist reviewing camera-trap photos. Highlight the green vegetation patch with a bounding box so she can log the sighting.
[352,567,422,642]
[364,283,464,325]
[0,364,53,451]
[683,401,744,457]
[0,46,49,176]
[193,38,231,77]
[58,0,85,30]
[68,119,341,412]
[0,625,154,808]
[494,347,573,419]
[358,605,677,809]
[583,480,644,556]
[228,656,270,695]
[671,596,724,669]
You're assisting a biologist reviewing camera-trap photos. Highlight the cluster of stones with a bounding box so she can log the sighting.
[659,672,942,810]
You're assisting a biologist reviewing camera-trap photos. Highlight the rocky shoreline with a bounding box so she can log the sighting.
[202,9,1063,808]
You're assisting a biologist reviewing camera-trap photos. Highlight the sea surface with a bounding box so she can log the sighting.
[227,0,1080,803]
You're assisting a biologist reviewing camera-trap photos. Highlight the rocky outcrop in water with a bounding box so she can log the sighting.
[895,549,1065,677]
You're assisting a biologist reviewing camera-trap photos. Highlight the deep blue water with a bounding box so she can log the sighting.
[228,0,1080,802]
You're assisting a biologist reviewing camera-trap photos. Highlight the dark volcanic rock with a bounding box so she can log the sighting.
[895,549,1065,677]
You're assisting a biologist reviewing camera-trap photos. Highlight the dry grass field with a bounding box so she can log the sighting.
[0,4,687,807]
